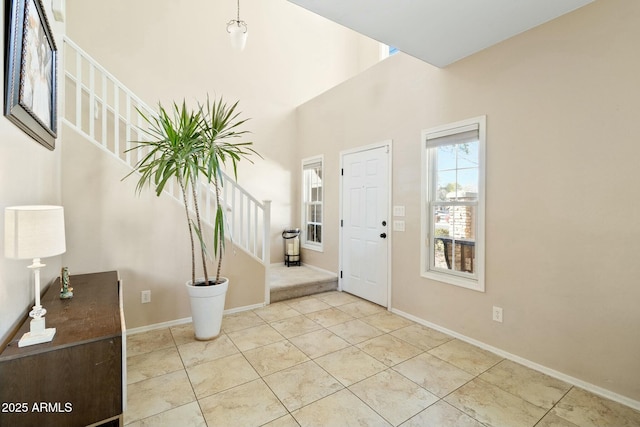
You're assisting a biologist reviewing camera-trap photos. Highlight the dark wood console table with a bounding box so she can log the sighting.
[0,271,125,427]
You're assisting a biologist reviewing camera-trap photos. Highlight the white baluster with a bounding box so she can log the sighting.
[89,64,95,140]
[75,50,81,128]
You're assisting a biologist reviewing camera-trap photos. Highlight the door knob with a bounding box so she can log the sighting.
[380,233,387,238]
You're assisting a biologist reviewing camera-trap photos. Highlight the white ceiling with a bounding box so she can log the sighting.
[287,0,594,67]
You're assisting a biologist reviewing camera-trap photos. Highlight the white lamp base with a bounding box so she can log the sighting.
[18,317,56,347]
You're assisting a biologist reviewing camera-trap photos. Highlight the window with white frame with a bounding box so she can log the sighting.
[302,156,323,250]
[379,43,400,60]
[421,116,486,291]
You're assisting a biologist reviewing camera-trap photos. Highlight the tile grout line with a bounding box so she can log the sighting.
[171,325,210,427]
[531,386,575,427]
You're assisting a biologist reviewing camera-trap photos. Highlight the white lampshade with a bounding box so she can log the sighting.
[4,205,66,260]
[228,24,248,51]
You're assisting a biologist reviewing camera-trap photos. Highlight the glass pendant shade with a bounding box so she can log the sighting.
[227,0,247,51]
[228,22,248,51]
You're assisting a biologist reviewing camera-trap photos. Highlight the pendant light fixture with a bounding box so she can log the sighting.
[226,0,248,51]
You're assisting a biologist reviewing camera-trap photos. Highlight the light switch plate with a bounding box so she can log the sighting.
[393,205,405,217]
[393,220,405,231]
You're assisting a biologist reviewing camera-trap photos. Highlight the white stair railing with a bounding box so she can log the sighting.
[62,36,271,264]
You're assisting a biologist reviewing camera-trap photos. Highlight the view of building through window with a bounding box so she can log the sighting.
[302,158,323,248]
[432,141,479,274]
[422,117,485,291]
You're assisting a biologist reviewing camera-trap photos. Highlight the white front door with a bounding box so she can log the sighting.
[340,142,391,307]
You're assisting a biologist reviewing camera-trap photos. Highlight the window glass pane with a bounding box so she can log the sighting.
[307,224,316,242]
[452,240,475,274]
[457,168,478,198]
[450,205,476,241]
[303,170,311,201]
[432,205,476,274]
[433,205,451,270]
[433,207,451,238]
[306,224,322,243]
[305,166,322,202]
[433,236,449,270]
[311,187,320,202]
[436,170,457,201]
[437,145,456,170]
[303,158,323,248]
[307,204,319,222]
[455,204,476,274]
[457,141,479,169]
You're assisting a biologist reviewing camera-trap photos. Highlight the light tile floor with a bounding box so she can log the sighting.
[124,291,640,427]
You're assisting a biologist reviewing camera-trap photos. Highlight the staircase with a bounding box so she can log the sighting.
[62,37,271,300]
[270,264,338,302]
[61,37,346,305]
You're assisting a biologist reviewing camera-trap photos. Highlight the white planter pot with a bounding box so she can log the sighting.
[185,277,229,340]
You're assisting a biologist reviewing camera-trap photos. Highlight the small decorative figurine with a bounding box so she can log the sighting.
[60,267,73,299]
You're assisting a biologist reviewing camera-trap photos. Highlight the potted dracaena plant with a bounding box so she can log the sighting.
[125,96,258,340]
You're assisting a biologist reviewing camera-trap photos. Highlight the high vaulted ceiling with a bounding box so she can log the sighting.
[287,0,594,67]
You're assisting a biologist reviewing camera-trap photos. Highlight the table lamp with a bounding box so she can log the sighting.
[4,205,66,347]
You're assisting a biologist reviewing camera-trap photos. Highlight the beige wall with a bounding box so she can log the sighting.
[0,3,65,343]
[296,0,640,403]
[65,0,381,263]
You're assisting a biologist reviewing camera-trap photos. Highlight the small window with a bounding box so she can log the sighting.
[421,116,486,291]
[379,44,400,60]
[302,156,323,251]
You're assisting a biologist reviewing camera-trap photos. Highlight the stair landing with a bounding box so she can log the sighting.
[269,264,338,302]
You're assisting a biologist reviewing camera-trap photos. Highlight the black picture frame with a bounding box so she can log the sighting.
[4,0,58,150]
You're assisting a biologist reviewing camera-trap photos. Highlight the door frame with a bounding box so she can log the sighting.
[339,140,393,309]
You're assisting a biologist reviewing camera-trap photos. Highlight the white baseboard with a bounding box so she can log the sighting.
[269,262,338,278]
[224,302,266,315]
[126,302,266,336]
[302,263,339,277]
[391,308,640,412]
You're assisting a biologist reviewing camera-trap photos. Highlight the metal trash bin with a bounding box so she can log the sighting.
[282,228,301,267]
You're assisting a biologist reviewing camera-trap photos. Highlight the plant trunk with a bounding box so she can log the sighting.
[214,174,223,284]
[177,172,196,286]
[191,180,209,285]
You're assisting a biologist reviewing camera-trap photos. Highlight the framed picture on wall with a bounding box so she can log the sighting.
[4,0,58,150]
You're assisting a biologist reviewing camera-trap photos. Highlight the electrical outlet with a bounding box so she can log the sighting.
[492,306,503,322]
[141,290,151,304]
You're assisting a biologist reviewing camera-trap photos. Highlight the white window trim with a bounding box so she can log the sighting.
[302,155,324,252]
[421,116,486,292]
[379,43,390,60]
